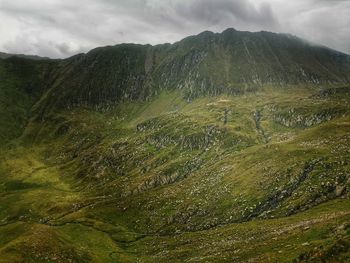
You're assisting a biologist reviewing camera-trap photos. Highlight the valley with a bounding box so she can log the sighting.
[0,29,350,262]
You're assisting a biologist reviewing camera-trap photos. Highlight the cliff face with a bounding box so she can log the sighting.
[154,29,350,95]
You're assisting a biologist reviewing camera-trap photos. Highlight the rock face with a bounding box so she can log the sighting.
[14,28,349,117]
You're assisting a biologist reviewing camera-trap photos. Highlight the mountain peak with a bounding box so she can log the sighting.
[197,30,215,36]
[222,27,238,34]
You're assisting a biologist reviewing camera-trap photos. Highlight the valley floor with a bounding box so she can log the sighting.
[1,86,350,262]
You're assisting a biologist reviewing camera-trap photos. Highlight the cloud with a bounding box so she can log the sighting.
[0,0,349,58]
[174,0,277,28]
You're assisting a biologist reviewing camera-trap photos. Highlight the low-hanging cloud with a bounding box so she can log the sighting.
[0,0,349,58]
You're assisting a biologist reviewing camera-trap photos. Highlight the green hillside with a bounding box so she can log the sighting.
[0,29,350,262]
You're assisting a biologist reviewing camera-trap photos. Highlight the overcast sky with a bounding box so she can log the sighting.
[0,0,349,58]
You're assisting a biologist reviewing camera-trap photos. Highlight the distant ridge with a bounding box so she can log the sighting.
[0,51,50,60]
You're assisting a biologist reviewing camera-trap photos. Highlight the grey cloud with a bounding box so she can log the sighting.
[276,0,350,54]
[0,0,349,58]
[55,43,75,56]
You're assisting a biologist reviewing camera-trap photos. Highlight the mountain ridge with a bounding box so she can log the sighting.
[23,28,350,115]
[0,51,51,60]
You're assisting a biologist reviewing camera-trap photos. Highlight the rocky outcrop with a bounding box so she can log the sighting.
[130,157,203,195]
[273,107,346,128]
[245,160,320,220]
[253,110,270,143]
[313,86,350,98]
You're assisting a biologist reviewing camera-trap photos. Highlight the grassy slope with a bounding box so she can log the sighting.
[1,85,350,262]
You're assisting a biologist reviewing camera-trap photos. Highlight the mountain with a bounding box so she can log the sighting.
[0,29,350,262]
[31,29,350,112]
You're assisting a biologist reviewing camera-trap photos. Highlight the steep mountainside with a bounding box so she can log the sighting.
[0,56,56,143]
[0,29,350,262]
[30,29,350,115]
